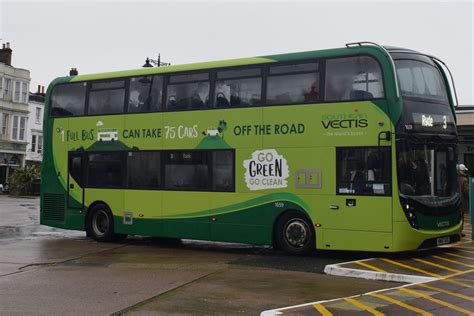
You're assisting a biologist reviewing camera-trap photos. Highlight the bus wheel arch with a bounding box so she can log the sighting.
[273,209,315,255]
[85,201,124,242]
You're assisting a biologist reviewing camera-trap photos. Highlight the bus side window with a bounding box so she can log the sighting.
[336,147,391,196]
[50,82,86,117]
[166,72,209,111]
[86,153,125,188]
[88,80,126,115]
[128,76,162,113]
[267,62,320,105]
[127,151,161,188]
[325,56,384,102]
[215,68,262,107]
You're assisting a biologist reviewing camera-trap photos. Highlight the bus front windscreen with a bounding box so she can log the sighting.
[397,140,459,209]
[395,59,449,104]
[394,58,456,135]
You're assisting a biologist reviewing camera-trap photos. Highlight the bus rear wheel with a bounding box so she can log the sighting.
[275,211,314,255]
[87,203,118,242]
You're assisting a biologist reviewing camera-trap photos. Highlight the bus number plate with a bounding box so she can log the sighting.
[437,236,450,246]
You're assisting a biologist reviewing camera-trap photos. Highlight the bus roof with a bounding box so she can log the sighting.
[65,44,390,83]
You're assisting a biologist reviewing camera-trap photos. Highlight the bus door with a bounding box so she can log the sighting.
[68,152,84,210]
[322,146,393,250]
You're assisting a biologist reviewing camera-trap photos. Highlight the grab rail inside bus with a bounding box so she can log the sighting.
[384,49,459,107]
[345,41,400,101]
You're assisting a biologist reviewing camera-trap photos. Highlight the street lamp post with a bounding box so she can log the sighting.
[142,54,171,68]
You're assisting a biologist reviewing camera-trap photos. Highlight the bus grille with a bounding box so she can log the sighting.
[42,194,65,222]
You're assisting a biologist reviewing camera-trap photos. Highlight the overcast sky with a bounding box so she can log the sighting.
[1,0,473,104]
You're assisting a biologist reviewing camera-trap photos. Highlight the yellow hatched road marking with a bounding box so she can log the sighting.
[445,252,474,260]
[400,288,473,314]
[354,261,387,273]
[380,258,443,278]
[412,258,461,273]
[417,283,474,302]
[457,248,474,255]
[313,303,333,316]
[432,255,474,268]
[344,298,384,316]
[369,293,432,315]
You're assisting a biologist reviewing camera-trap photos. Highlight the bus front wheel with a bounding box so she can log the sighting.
[86,203,118,242]
[275,211,315,255]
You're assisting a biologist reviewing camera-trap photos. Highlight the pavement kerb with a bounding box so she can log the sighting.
[323,258,437,284]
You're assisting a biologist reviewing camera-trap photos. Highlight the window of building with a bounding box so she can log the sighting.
[35,107,41,124]
[21,82,28,103]
[336,147,391,196]
[128,151,161,188]
[1,113,9,135]
[215,68,262,107]
[325,56,384,101]
[212,150,234,192]
[87,152,125,187]
[166,72,210,110]
[19,117,26,140]
[163,151,209,190]
[267,62,320,105]
[12,115,18,140]
[51,82,87,117]
[88,80,126,115]
[37,135,43,154]
[128,76,163,113]
[31,135,37,152]
[14,81,20,102]
[3,78,11,98]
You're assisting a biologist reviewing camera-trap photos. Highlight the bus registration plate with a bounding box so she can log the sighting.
[437,236,450,245]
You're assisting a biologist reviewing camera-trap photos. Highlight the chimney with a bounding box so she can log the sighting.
[41,86,45,95]
[37,85,41,94]
[0,42,12,66]
[69,68,78,76]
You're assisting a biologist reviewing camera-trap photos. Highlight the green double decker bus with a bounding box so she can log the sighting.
[41,42,462,254]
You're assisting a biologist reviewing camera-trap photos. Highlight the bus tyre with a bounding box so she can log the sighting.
[275,211,314,255]
[87,204,117,242]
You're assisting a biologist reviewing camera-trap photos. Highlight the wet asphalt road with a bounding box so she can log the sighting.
[0,195,400,315]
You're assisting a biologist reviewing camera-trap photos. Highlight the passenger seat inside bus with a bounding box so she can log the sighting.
[350,90,374,100]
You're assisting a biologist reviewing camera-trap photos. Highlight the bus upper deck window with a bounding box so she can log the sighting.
[167,73,210,111]
[128,76,163,113]
[50,82,86,117]
[215,68,262,107]
[88,80,126,115]
[267,62,320,105]
[325,56,384,102]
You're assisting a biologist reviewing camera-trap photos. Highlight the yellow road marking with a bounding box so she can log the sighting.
[369,293,432,315]
[313,303,333,316]
[417,283,474,302]
[354,261,387,273]
[457,248,474,255]
[344,298,384,316]
[432,255,474,268]
[380,258,443,278]
[445,252,474,260]
[412,258,461,273]
[400,287,473,314]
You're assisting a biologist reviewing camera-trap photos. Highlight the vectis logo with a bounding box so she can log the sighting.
[437,221,449,228]
[321,111,368,129]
